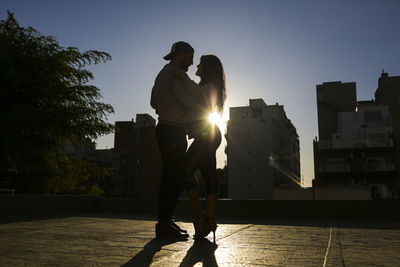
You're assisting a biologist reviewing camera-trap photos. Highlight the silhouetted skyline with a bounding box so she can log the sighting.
[2,0,400,186]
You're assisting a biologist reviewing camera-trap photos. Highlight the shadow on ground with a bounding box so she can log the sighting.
[121,238,185,267]
[122,238,218,267]
[178,239,218,267]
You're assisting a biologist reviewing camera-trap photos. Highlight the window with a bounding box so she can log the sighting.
[251,108,262,118]
[325,158,344,164]
[368,133,386,140]
[364,111,382,123]
[367,157,385,164]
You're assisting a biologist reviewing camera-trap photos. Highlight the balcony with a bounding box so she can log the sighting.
[319,164,351,172]
[318,138,394,149]
[366,139,394,148]
[362,163,396,172]
[318,140,332,149]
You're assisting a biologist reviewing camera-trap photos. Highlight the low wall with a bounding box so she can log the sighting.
[272,186,372,200]
[1,195,399,220]
[0,195,98,218]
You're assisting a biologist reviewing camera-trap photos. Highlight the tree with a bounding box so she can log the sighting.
[0,11,114,194]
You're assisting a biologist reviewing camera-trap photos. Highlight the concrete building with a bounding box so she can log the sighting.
[114,120,136,196]
[114,114,161,198]
[314,77,398,199]
[61,113,161,197]
[316,81,357,141]
[226,99,300,199]
[375,72,400,191]
[135,118,162,198]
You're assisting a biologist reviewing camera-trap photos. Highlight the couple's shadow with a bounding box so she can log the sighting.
[179,238,219,267]
[122,237,218,267]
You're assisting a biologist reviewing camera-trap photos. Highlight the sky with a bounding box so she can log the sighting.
[2,0,400,187]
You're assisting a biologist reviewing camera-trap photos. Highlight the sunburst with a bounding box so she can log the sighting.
[208,111,227,131]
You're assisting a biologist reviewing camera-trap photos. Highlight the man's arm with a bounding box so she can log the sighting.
[150,70,164,112]
[150,86,158,113]
[172,78,204,111]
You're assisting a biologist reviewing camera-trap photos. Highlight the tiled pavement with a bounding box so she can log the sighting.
[1,214,399,266]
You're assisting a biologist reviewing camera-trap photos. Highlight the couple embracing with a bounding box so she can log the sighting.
[150,41,226,242]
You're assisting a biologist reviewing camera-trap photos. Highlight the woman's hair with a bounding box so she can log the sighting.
[199,55,226,112]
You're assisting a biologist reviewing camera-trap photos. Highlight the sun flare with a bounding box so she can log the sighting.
[208,112,220,125]
[208,111,227,131]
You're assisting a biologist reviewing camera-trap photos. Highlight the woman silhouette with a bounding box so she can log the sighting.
[173,54,226,241]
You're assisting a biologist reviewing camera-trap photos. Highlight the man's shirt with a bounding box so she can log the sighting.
[151,63,203,127]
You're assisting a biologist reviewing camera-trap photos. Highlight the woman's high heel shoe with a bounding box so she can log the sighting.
[193,211,207,239]
[211,226,217,243]
[187,187,207,238]
[206,218,218,243]
[195,217,218,242]
[195,193,218,242]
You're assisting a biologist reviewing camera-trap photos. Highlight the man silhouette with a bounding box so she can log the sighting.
[151,41,200,239]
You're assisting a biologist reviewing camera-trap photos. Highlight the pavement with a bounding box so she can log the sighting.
[0,214,399,266]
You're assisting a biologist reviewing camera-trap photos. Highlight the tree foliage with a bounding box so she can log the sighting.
[0,11,114,194]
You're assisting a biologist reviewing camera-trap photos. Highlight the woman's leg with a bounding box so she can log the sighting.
[185,125,220,204]
[198,126,221,241]
[199,126,221,195]
[184,140,202,190]
[185,126,221,198]
[184,138,205,235]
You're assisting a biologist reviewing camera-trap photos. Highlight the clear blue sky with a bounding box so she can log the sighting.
[2,0,400,186]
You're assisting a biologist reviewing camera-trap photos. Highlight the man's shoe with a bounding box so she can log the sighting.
[156,222,189,239]
[169,218,187,233]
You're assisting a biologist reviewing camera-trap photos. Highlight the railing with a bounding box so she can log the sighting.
[319,138,393,149]
[319,164,351,172]
[366,139,393,147]
[332,139,364,149]
[363,163,396,172]
[318,140,332,149]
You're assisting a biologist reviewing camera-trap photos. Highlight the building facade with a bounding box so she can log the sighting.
[114,114,161,197]
[226,99,300,199]
[62,113,161,197]
[314,76,398,199]
[375,72,400,191]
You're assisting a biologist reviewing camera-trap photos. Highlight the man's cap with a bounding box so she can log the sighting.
[163,41,194,60]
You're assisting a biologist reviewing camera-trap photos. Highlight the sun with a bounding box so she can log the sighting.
[208,111,227,131]
[208,112,220,125]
